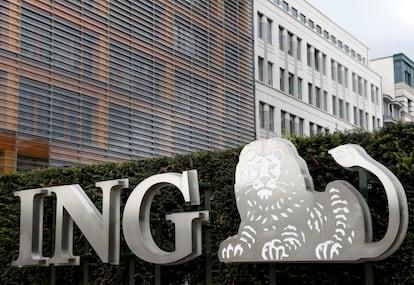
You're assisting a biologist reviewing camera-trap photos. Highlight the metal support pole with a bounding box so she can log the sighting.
[128,256,135,285]
[83,259,89,285]
[83,241,89,285]
[155,221,162,285]
[269,264,277,285]
[51,199,56,285]
[364,262,374,285]
[50,264,56,285]
[202,183,213,285]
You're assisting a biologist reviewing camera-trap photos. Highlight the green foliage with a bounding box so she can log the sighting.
[1,123,413,284]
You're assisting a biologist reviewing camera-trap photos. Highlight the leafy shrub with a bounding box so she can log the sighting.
[1,122,413,284]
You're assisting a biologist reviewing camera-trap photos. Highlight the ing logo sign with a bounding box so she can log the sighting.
[12,138,408,267]
[219,138,408,263]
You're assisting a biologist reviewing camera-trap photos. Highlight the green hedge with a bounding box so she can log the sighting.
[1,123,413,284]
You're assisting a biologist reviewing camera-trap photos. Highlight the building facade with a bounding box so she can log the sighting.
[254,0,383,138]
[0,0,254,173]
[371,53,414,124]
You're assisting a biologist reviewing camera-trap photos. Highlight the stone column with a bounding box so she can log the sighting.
[312,123,317,136]
[284,112,291,135]
[292,35,297,58]
[352,73,357,93]
[310,46,315,70]
[294,116,300,135]
[339,65,345,86]
[317,51,322,74]
[332,60,337,81]
[282,29,288,54]
[292,35,298,98]
[408,100,414,117]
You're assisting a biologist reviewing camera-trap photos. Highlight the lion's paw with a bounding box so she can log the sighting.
[220,242,246,260]
[315,240,343,260]
[262,239,289,260]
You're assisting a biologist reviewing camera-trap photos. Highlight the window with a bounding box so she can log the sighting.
[353,107,358,125]
[317,125,324,135]
[323,91,328,111]
[332,95,337,115]
[54,20,95,76]
[23,5,95,79]
[357,53,362,61]
[344,67,349,88]
[358,76,362,96]
[339,98,344,119]
[345,45,349,53]
[371,84,375,103]
[266,18,273,44]
[337,63,343,84]
[364,80,368,98]
[289,114,295,135]
[16,153,49,172]
[359,109,364,127]
[352,73,357,92]
[315,87,321,108]
[298,77,303,99]
[346,102,350,121]
[309,122,315,136]
[308,19,314,29]
[269,105,275,132]
[280,68,285,91]
[300,14,306,23]
[18,77,51,137]
[174,18,194,57]
[108,103,133,152]
[174,14,208,62]
[288,32,293,55]
[351,49,356,57]
[288,73,294,95]
[18,76,100,145]
[268,61,273,86]
[291,7,297,17]
[257,13,263,39]
[282,1,289,11]
[322,54,327,75]
[405,71,412,86]
[279,26,284,51]
[259,101,265,128]
[299,118,304,136]
[20,4,52,65]
[324,30,329,39]
[316,25,322,34]
[258,56,264,81]
[259,101,276,133]
[314,49,320,72]
[331,35,336,44]
[307,44,311,66]
[338,40,343,49]
[53,88,98,144]
[308,83,313,105]
[331,59,336,80]
[281,110,287,133]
